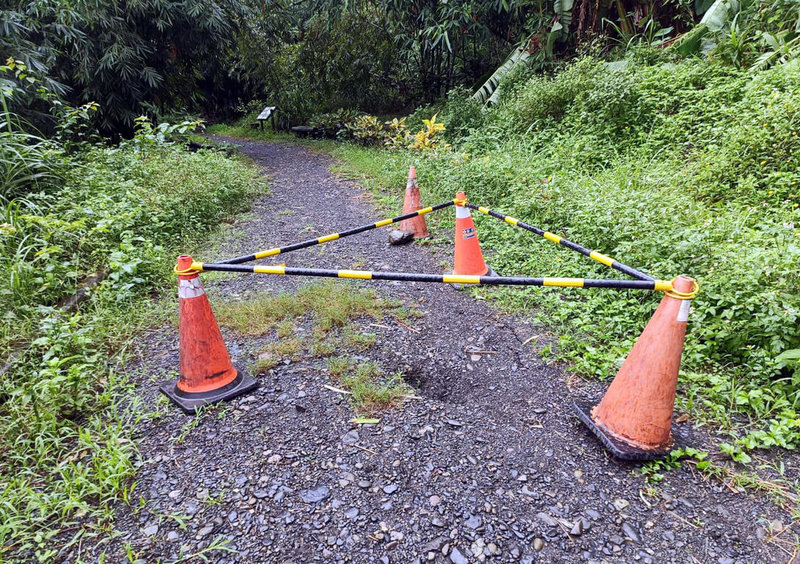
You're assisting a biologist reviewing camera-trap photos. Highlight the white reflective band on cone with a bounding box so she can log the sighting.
[676,300,691,322]
[455,205,471,219]
[179,278,205,299]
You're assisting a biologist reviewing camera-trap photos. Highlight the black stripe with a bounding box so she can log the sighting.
[218,252,257,265]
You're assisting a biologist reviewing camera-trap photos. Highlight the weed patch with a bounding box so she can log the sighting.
[326,357,410,415]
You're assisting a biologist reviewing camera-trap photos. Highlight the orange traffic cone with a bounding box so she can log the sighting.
[453,191,496,277]
[160,255,257,414]
[399,166,429,238]
[574,275,697,460]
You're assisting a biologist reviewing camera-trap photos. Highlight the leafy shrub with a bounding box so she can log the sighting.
[441,86,484,142]
[346,114,385,145]
[409,114,449,151]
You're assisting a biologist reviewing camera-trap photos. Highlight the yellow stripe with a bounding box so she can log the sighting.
[543,231,562,243]
[375,219,393,227]
[654,280,673,292]
[318,234,339,243]
[254,248,281,259]
[418,206,433,215]
[337,270,373,280]
[543,278,585,288]
[589,251,614,267]
[443,275,481,284]
[504,216,519,226]
[253,265,286,275]
[478,207,490,214]
[191,262,204,272]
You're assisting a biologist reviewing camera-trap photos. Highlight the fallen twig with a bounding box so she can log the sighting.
[323,384,352,395]
[394,319,421,333]
[667,510,700,529]
[350,444,378,455]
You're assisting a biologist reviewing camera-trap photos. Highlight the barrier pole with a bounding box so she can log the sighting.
[464,203,653,281]
[182,261,674,292]
[217,200,456,265]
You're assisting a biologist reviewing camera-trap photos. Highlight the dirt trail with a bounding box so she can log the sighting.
[81,138,792,564]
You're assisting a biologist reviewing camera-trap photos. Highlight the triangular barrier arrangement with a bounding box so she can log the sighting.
[165,166,699,462]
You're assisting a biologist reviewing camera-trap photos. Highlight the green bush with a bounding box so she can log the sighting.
[441,86,485,142]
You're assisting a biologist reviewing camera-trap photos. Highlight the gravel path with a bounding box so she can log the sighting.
[77,138,793,564]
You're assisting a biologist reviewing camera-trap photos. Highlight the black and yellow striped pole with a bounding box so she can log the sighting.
[465,203,653,282]
[218,200,456,265]
[181,261,676,292]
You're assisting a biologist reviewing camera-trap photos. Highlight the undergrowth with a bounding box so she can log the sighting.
[0,115,264,561]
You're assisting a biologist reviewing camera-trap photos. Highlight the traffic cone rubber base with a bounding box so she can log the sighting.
[160,365,257,415]
[573,399,689,461]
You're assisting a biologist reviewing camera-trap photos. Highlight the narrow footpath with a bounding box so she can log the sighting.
[83,137,792,564]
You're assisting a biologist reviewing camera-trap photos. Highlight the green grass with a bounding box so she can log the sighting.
[326,356,410,415]
[214,281,407,335]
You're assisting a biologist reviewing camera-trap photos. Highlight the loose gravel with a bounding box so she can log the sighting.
[73,137,793,564]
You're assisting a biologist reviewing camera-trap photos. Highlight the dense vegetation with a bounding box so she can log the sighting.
[0,65,263,559]
[213,1,800,457]
[2,0,800,559]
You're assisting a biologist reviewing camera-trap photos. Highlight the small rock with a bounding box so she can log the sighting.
[267,454,282,464]
[532,538,544,552]
[613,498,629,511]
[143,524,158,537]
[447,419,463,427]
[197,524,214,538]
[342,430,359,445]
[430,495,442,506]
[383,484,398,494]
[622,522,641,543]
[389,230,414,245]
[537,512,557,527]
[450,547,468,564]
[358,480,371,489]
[300,486,330,503]
[345,507,359,520]
[465,514,482,529]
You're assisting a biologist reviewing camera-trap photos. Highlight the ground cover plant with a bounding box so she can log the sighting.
[0,81,264,558]
[214,282,416,414]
